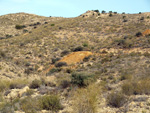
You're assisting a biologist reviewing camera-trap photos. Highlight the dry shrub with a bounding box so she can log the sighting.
[107,91,127,108]
[72,84,100,113]
[122,79,150,95]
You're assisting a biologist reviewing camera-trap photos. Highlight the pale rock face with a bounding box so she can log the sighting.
[5,86,29,99]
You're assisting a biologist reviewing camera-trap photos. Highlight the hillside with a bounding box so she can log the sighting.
[0,11,150,113]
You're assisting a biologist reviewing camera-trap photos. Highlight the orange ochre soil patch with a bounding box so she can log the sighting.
[45,51,93,73]
[142,29,150,36]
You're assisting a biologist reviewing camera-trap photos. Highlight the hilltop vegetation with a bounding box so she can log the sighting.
[0,10,150,113]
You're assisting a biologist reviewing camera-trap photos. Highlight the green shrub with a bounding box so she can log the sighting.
[123,16,126,19]
[23,29,28,33]
[47,68,61,75]
[102,10,106,14]
[82,43,88,47]
[71,72,96,87]
[40,95,62,111]
[83,55,91,62]
[73,46,84,52]
[15,25,26,29]
[61,50,70,57]
[20,97,40,113]
[51,57,60,64]
[51,24,55,26]
[107,92,127,108]
[109,13,113,17]
[55,62,67,67]
[109,11,112,14]
[135,32,142,37]
[26,89,34,96]
[5,34,12,38]
[93,10,99,13]
[30,79,41,89]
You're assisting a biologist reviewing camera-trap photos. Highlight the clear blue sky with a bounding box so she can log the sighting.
[0,0,150,17]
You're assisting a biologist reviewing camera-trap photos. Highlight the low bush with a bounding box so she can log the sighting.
[140,17,144,20]
[60,80,70,89]
[122,82,135,95]
[15,25,26,29]
[30,79,41,89]
[135,32,142,37]
[93,10,99,13]
[109,13,113,17]
[40,95,62,111]
[122,16,126,19]
[51,57,60,64]
[9,82,25,89]
[112,38,132,48]
[71,72,96,87]
[51,24,55,26]
[102,10,106,14]
[61,50,70,57]
[123,19,128,22]
[5,34,12,38]
[0,80,10,92]
[120,74,132,81]
[83,55,91,62]
[55,62,67,67]
[47,68,61,76]
[122,79,150,95]
[82,43,88,47]
[73,46,84,52]
[107,92,127,108]
[20,97,40,112]
[73,84,100,113]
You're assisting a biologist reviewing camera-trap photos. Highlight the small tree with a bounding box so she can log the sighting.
[93,10,99,13]
[102,10,106,14]
[109,11,112,14]
[114,12,117,14]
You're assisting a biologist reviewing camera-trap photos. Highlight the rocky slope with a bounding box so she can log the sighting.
[0,10,150,113]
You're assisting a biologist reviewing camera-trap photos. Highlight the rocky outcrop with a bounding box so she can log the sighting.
[5,86,29,99]
[79,10,100,18]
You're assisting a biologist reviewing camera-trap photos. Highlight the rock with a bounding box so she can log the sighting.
[5,86,29,99]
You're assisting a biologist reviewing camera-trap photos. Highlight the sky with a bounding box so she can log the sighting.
[0,0,150,17]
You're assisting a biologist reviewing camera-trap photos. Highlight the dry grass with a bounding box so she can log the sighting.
[72,83,100,113]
